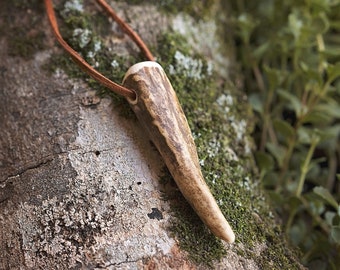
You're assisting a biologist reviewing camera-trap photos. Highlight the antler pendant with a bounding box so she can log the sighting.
[123,61,235,243]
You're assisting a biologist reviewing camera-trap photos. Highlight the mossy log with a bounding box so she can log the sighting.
[0,1,304,269]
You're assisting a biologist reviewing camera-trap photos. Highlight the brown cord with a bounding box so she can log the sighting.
[44,0,155,100]
[95,0,154,62]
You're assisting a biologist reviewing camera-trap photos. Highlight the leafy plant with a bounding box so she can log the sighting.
[230,0,340,268]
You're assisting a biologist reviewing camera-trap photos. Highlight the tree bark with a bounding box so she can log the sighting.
[0,1,304,269]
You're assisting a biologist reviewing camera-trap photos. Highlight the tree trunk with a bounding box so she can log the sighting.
[0,1,304,269]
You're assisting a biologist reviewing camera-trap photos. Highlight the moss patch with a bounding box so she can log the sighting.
[7,27,45,59]
[156,32,302,269]
[0,0,46,59]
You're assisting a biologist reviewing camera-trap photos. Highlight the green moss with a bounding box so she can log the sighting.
[7,27,45,59]
[44,1,302,268]
[12,0,43,9]
[156,32,302,268]
[0,0,45,59]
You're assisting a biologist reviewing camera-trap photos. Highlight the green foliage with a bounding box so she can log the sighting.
[231,0,340,268]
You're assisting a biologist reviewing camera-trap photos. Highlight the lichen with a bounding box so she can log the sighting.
[63,0,84,13]
[17,177,116,269]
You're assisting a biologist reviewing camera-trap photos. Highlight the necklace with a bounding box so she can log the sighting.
[44,0,235,243]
